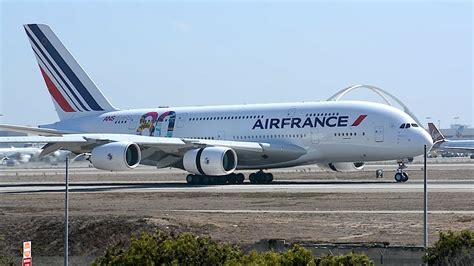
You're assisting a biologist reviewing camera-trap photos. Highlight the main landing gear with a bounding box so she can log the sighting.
[394,161,409,183]
[186,173,245,185]
[249,170,273,184]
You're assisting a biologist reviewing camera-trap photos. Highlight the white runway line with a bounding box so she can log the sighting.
[163,209,474,215]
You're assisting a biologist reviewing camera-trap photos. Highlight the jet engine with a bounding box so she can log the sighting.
[90,142,141,171]
[183,147,237,176]
[318,162,365,172]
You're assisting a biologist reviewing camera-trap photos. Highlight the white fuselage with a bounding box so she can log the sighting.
[43,101,432,169]
[438,140,474,154]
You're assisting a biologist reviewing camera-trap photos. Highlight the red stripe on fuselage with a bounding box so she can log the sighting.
[39,66,75,112]
[351,115,367,126]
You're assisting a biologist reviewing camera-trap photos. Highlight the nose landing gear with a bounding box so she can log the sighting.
[394,162,409,182]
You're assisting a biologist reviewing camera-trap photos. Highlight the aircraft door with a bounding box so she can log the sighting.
[176,113,188,128]
[375,126,384,142]
[127,116,136,130]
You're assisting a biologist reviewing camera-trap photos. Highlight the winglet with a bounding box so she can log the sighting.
[428,122,445,144]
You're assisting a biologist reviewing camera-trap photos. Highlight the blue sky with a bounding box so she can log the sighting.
[1,1,472,128]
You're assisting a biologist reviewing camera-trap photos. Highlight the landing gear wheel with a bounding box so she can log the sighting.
[264,173,273,183]
[195,175,203,184]
[394,173,403,183]
[401,172,409,182]
[236,173,245,184]
[207,176,216,185]
[186,174,195,184]
[249,171,273,184]
[249,173,256,184]
[226,174,237,184]
[394,161,410,183]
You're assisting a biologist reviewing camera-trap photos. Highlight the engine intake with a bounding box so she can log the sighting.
[319,162,365,172]
[91,142,141,171]
[183,147,237,176]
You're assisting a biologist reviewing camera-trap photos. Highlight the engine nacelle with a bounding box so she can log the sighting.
[90,142,141,171]
[318,162,365,172]
[183,147,237,176]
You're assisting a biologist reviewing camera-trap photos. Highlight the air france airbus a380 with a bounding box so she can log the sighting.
[0,24,433,184]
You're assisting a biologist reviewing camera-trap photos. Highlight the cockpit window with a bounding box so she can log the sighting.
[401,123,419,129]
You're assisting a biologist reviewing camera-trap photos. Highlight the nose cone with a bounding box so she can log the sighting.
[419,128,434,149]
[411,129,434,156]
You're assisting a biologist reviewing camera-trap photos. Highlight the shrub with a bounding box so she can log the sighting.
[230,245,317,265]
[0,255,14,266]
[423,230,473,265]
[93,230,242,265]
[94,230,374,265]
[316,252,374,266]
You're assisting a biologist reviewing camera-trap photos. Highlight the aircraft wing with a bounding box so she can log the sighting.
[0,134,306,166]
[0,124,69,136]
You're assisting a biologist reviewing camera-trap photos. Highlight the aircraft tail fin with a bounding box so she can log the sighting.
[23,24,118,121]
[454,125,465,139]
[428,122,446,144]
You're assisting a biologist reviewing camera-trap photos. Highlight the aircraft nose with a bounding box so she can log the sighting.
[418,128,434,150]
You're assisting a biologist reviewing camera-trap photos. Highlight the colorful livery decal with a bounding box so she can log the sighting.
[136,112,158,136]
[135,111,176,137]
[155,111,176,137]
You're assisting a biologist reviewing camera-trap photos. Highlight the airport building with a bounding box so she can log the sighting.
[440,124,474,140]
[0,131,27,148]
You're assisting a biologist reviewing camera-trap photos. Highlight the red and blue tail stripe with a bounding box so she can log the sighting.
[26,24,103,111]
[39,66,75,112]
[24,24,107,113]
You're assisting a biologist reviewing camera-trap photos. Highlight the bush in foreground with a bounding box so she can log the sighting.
[93,230,373,265]
[0,254,14,266]
[423,230,473,265]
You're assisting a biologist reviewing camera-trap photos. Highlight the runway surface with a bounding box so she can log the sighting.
[1,162,473,175]
[1,161,472,252]
[1,179,473,193]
